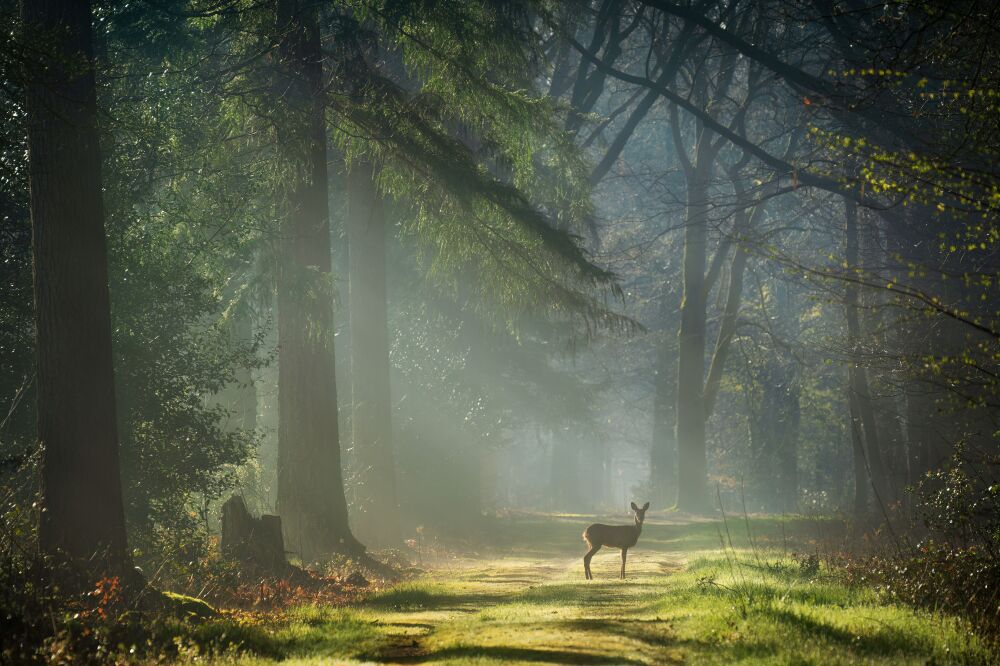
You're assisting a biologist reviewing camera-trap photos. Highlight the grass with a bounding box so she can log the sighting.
[167,512,994,664]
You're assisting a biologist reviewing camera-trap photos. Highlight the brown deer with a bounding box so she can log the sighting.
[583,501,649,580]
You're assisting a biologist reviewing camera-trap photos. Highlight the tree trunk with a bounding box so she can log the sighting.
[703,244,748,417]
[649,341,676,508]
[751,358,800,512]
[675,172,711,512]
[844,198,890,523]
[23,0,130,574]
[874,393,907,508]
[848,392,870,522]
[274,0,361,561]
[347,161,399,546]
[773,280,801,512]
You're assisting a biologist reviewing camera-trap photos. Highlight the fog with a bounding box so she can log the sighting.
[4,1,1000,662]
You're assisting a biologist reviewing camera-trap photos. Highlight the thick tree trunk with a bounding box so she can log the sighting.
[23,0,130,573]
[347,161,399,546]
[675,173,711,512]
[274,0,361,561]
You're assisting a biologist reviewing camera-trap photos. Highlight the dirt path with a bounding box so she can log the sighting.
[364,520,690,665]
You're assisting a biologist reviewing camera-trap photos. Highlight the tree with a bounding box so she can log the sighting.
[347,161,399,546]
[273,0,362,560]
[22,0,129,573]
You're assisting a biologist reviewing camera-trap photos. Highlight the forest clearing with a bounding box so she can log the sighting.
[5,0,1000,663]
[148,513,992,665]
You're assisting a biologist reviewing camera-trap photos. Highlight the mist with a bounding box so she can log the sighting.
[3,1,1000,663]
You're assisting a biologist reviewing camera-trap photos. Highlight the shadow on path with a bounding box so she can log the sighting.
[381,645,648,665]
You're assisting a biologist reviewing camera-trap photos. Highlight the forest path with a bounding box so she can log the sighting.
[335,513,991,665]
[365,514,691,665]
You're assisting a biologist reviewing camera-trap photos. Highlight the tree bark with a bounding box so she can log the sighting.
[670,61,733,513]
[23,0,130,573]
[703,244,748,417]
[675,167,711,512]
[347,161,399,546]
[221,495,286,571]
[274,0,362,561]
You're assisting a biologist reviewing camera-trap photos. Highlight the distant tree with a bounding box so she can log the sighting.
[347,160,399,546]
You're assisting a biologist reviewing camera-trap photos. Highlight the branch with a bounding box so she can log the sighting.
[565,32,857,199]
[635,0,919,149]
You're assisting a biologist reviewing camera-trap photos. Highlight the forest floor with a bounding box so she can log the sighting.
[188,513,996,665]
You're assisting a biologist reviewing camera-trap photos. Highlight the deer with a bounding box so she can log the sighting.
[583,501,649,580]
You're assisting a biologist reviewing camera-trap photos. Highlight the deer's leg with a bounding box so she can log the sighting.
[583,544,601,580]
[620,548,628,579]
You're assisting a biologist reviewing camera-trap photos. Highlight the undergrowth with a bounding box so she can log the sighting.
[832,447,1000,640]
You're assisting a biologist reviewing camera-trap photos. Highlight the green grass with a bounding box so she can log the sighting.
[149,606,382,662]
[175,512,993,664]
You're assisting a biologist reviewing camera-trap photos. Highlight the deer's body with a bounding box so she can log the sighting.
[583,501,648,580]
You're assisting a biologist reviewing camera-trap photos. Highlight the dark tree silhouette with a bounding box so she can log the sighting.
[22,0,130,572]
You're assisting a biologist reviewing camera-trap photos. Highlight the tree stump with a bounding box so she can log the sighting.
[220,495,286,570]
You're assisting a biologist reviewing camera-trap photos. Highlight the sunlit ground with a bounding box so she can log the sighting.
[189,513,994,665]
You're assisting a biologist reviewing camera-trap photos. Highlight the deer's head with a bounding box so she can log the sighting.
[630,501,650,527]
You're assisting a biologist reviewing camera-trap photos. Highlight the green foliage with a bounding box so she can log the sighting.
[100,3,268,558]
[0,86,32,471]
[332,1,632,338]
[1,0,266,561]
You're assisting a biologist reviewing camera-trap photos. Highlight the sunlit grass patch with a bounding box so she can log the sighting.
[364,579,505,612]
[153,605,385,664]
[180,514,996,665]
[643,550,993,665]
[273,605,383,656]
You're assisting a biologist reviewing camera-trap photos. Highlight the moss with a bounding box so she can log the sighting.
[161,590,219,619]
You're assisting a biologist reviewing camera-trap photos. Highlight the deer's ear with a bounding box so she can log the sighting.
[642,502,650,510]
[630,502,639,511]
